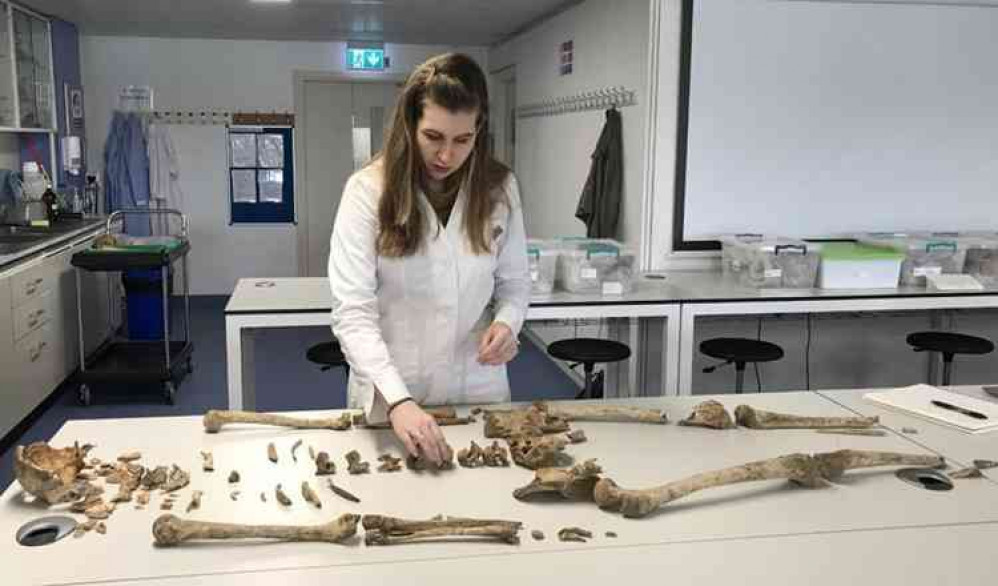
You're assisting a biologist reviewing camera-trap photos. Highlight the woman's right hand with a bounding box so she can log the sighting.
[388,400,452,465]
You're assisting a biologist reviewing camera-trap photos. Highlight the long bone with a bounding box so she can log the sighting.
[734,405,878,429]
[513,459,603,500]
[152,513,360,546]
[203,410,353,433]
[362,515,523,545]
[594,449,944,518]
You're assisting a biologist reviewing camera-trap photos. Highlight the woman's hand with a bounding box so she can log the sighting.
[388,400,452,465]
[478,322,518,365]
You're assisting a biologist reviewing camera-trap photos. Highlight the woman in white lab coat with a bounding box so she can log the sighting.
[328,53,530,465]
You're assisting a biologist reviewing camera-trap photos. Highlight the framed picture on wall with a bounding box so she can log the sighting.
[64,84,84,133]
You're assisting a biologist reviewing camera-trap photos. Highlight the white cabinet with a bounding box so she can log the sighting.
[0,231,104,439]
[0,1,54,132]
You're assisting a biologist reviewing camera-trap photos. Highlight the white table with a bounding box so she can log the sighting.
[669,272,998,395]
[224,278,683,410]
[818,385,998,482]
[5,392,998,585]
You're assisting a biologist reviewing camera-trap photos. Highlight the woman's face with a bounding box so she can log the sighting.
[415,99,478,183]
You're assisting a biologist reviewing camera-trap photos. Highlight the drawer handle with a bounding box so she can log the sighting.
[27,318,38,329]
[25,286,36,295]
[30,350,41,362]
[34,309,46,318]
[34,277,44,285]
[39,341,47,350]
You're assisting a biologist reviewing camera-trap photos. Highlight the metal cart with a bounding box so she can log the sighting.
[71,209,194,405]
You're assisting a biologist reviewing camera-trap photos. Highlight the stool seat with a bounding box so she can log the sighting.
[306,341,348,367]
[548,338,632,364]
[907,332,994,356]
[700,338,784,364]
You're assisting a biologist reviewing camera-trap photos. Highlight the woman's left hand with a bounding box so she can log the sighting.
[478,322,518,365]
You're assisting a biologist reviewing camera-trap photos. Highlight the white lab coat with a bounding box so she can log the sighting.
[328,163,530,423]
[147,123,184,213]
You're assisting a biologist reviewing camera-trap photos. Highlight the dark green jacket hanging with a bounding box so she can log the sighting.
[575,108,622,238]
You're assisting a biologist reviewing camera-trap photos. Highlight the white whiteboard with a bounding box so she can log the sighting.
[681,0,998,242]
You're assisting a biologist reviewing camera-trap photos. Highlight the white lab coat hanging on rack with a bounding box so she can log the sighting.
[147,122,184,221]
[328,162,531,423]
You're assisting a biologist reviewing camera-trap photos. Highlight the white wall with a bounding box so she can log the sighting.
[81,36,487,295]
[489,0,651,250]
[0,134,18,171]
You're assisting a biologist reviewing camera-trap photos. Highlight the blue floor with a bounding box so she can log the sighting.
[0,296,578,491]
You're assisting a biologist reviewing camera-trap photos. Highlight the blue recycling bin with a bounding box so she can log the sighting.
[123,268,172,340]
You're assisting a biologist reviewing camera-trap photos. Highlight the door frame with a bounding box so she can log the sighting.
[292,71,407,277]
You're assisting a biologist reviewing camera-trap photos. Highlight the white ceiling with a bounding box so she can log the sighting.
[18,0,583,46]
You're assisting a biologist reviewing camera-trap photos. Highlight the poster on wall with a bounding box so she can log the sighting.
[64,84,84,134]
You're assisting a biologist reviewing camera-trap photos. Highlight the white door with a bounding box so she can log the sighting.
[300,79,399,278]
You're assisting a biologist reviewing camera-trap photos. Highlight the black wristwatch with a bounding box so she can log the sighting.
[387,397,414,417]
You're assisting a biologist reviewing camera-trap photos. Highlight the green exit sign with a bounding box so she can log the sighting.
[347,48,386,70]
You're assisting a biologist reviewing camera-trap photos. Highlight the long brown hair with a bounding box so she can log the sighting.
[377,53,510,257]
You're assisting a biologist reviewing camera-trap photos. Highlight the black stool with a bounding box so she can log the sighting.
[548,338,631,399]
[306,340,351,379]
[906,331,994,386]
[700,337,784,393]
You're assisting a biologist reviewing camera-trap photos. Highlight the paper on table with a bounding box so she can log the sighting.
[864,384,998,434]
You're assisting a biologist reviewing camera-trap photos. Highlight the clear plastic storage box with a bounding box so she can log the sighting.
[526,239,558,295]
[859,232,967,287]
[958,233,998,284]
[720,234,820,289]
[555,238,636,295]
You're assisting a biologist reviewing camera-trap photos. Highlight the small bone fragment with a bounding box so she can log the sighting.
[260,492,267,503]
[160,502,174,511]
[406,452,455,471]
[815,428,887,437]
[162,465,191,493]
[142,466,168,490]
[377,454,403,472]
[200,451,214,472]
[514,459,603,501]
[136,491,150,506]
[902,427,919,435]
[315,452,337,475]
[85,500,114,520]
[301,482,322,509]
[76,470,97,481]
[531,529,545,541]
[308,446,316,461]
[275,484,292,506]
[735,405,878,429]
[292,439,303,462]
[679,400,735,430]
[230,491,240,501]
[228,470,240,483]
[326,479,361,503]
[458,442,485,468]
[110,463,144,502]
[507,435,569,469]
[557,527,592,542]
[950,467,984,479]
[202,410,353,433]
[96,522,107,535]
[605,531,618,538]
[362,515,522,545]
[82,520,97,532]
[185,490,203,513]
[566,430,588,444]
[595,449,944,518]
[72,495,102,514]
[346,451,370,474]
[482,442,510,467]
[973,460,998,470]
[74,526,86,538]
[152,513,360,546]
[267,443,278,464]
[117,451,142,462]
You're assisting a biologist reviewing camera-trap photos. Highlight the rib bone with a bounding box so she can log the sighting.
[735,405,878,429]
[152,513,359,546]
[594,449,943,518]
[203,410,353,433]
[362,515,522,545]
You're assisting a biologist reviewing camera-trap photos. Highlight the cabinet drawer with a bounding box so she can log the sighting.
[13,290,54,341]
[10,259,53,308]
[11,322,59,426]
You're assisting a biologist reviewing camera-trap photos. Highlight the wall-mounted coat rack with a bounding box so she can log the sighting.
[516,86,637,119]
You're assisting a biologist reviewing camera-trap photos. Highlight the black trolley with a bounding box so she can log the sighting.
[71,209,193,405]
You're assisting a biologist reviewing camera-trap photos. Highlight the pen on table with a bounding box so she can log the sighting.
[930,399,988,421]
